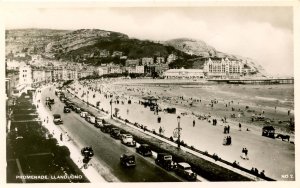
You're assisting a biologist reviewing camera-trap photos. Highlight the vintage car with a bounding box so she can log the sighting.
[75,107,81,113]
[121,134,136,147]
[65,101,75,110]
[175,162,197,181]
[63,106,71,113]
[110,128,121,139]
[155,153,177,171]
[59,96,66,102]
[120,153,136,167]
[81,146,94,158]
[262,125,275,138]
[85,114,91,121]
[136,144,152,156]
[94,116,105,128]
[100,123,113,133]
[80,111,88,118]
[53,114,63,125]
[88,116,96,124]
[94,119,103,128]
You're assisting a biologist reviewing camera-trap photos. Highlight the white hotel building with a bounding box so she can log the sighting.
[203,58,244,78]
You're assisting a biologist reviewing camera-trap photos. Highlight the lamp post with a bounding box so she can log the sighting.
[87,90,89,106]
[110,99,113,119]
[177,116,181,148]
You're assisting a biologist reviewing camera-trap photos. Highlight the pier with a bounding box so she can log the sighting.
[208,78,294,85]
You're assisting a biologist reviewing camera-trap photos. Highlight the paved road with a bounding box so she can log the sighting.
[41,86,183,182]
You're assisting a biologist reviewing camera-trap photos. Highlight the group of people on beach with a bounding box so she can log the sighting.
[241,147,249,160]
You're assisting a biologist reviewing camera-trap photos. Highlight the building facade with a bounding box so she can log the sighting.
[203,58,244,78]
[163,68,204,79]
[19,64,32,87]
[142,57,154,65]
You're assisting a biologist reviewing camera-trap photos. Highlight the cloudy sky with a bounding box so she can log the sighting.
[2,6,294,76]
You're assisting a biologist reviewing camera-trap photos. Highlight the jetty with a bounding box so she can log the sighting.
[208,78,294,85]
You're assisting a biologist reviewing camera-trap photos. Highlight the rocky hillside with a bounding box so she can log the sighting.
[164,38,217,57]
[5,29,69,55]
[45,29,129,55]
[5,28,265,74]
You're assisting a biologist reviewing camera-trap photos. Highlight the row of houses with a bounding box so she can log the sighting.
[13,56,260,93]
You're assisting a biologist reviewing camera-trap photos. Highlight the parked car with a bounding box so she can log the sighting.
[100,123,113,133]
[155,153,177,171]
[75,107,81,113]
[81,146,94,158]
[59,96,66,102]
[110,128,121,139]
[262,125,275,138]
[95,119,103,128]
[120,154,136,167]
[121,134,136,147]
[80,111,88,118]
[63,106,71,113]
[175,162,197,181]
[53,114,63,125]
[136,144,152,156]
[88,116,96,124]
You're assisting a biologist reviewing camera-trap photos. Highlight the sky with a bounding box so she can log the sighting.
[1,6,294,76]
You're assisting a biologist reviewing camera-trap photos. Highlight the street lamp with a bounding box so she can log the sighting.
[110,99,113,119]
[87,90,89,106]
[176,115,182,148]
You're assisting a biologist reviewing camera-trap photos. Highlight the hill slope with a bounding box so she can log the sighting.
[5,28,265,75]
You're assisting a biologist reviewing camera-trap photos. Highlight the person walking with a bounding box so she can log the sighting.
[245,148,248,157]
[193,119,195,127]
[239,123,242,131]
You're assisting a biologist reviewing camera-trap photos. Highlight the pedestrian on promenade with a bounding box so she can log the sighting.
[288,110,290,116]
[159,126,163,134]
[228,125,230,133]
[193,119,195,127]
[239,123,242,131]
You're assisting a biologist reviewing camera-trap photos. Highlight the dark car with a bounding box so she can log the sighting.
[136,144,152,156]
[175,162,197,181]
[75,107,81,113]
[110,128,121,139]
[120,154,136,167]
[67,102,76,111]
[155,153,177,171]
[53,114,63,125]
[49,99,55,104]
[100,123,113,133]
[81,146,94,158]
[59,96,66,102]
[262,125,275,138]
[95,118,104,128]
[63,106,71,113]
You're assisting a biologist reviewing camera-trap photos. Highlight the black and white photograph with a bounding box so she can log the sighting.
[2,1,299,185]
